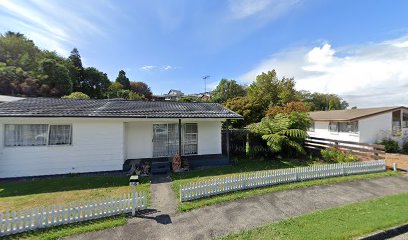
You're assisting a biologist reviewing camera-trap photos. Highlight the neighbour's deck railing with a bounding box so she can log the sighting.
[0,191,146,237]
[179,160,386,202]
[304,136,385,160]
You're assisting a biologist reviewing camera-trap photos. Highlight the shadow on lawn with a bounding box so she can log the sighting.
[171,158,311,181]
[0,175,150,198]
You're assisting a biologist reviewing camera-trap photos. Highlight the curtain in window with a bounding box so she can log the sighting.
[49,125,72,145]
[183,123,198,155]
[4,124,48,146]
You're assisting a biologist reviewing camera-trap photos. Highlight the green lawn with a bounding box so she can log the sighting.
[219,192,408,240]
[172,159,399,212]
[0,175,150,240]
[5,215,127,240]
[0,175,150,212]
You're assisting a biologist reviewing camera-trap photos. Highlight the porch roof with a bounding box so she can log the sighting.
[0,98,243,119]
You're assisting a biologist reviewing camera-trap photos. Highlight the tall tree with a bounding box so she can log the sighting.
[115,70,130,90]
[223,96,264,128]
[0,31,41,71]
[40,59,72,96]
[129,81,152,99]
[82,67,111,98]
[211,79,246,103]
[67,48,84,92]
[247,70,297,109]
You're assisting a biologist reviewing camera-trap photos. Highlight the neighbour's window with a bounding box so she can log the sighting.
[4,124,48,146]
[329,121,358,133]
[338,121,358,133]
[49,125,72,145]
[308,121,315,132]
[4,124,72,147]
[183,123,198,155]
[329,122,338,132]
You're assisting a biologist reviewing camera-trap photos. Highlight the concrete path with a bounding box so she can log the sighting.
[149,174,178,216]
[66,175,408,240]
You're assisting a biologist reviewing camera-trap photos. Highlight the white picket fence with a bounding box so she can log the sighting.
[179,160,386,202]
[0,191,146,237]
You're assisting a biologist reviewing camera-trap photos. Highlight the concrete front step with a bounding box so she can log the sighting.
[151,162,171,175]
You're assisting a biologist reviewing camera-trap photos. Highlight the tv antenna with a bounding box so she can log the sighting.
[202,75,210,94]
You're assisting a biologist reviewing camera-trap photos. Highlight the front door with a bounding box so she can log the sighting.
[152,124,179,157]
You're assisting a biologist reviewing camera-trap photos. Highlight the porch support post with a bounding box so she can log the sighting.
[178,119,182,156]
[226,120,230,161]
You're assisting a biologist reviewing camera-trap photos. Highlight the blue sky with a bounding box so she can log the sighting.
[1,0,408,107]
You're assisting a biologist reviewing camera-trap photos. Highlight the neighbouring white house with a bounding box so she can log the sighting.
[0,95,25,103]
[308,106,408,144]
[0,98,242,178]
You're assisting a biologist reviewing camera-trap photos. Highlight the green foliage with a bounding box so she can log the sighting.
[249,113,309,155]
[128,91,145,100]
[378,138,400,153]
[247,70,297,108]
[115,70,130,90]
[81,67,111,98]
[298,90,348,111]
[67,48,84,92]
[402,140,408,154]
[178,97,193,102]
[320,149,359,163]
[40,59,72,96]
[211,78,246,103]
[129,81,152,99]
[63,92,90,99]
[223,96,264,128]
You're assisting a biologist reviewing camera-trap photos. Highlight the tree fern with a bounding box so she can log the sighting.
[249,113,309,155]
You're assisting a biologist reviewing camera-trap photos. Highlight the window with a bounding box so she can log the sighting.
[329,121,358,134]
[5,124,48,146]
[329,122,338,132]
[49,125,72,145]
[183,123,198,155]
[338,121,358,133]
[308,121,315,132]
[152,123,198,157]
[4,124,72,147]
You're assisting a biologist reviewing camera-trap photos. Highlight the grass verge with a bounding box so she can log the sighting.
[173,159,399,211]
[4,215,127,240]
[219,192,408,240]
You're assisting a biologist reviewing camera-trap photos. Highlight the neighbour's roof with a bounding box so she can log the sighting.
[309,106,407,121]
[0,98,242,119]
[0,95,25,103]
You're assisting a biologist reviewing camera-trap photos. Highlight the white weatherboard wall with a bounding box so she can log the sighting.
[359,112,392,143]
[0,118,125,178]
[197,121,222,155]
[125,120,222,159]
[308,121,360,142]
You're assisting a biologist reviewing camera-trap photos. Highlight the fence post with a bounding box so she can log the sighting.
[393,162,397,171]
[131,185,136,217]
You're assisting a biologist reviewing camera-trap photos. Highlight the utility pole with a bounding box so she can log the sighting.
[202,75,210,94]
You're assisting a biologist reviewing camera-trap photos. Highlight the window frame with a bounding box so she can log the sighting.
[182,123,198,155]
[4,124,73,147]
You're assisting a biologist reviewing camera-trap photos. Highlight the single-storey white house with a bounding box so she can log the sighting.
[0,98,242,178]
[308,106,408,144]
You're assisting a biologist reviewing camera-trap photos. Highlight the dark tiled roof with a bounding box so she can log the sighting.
[309,106,407,121]
[0,98,242,119]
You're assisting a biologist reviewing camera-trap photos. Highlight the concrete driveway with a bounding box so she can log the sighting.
[66,175,408,240]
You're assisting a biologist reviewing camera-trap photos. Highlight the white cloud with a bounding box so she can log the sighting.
[228,0,302,20]
[139,65,177,71]
[238,36,408,107]
[0,0,114,56]
[140,65,155,71]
